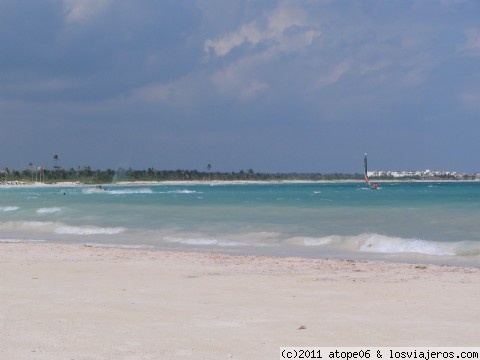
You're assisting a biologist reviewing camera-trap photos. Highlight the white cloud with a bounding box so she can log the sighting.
[317,61,351,87]
[204,22,263,57]
[204,2,320,100]
[204,2,320,57]
[63,0,111,23]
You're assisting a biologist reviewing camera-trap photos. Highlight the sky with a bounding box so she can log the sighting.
[1,0,479,173]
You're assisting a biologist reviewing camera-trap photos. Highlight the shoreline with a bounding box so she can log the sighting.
[3,241,479,273]
[2,238,479,270]
[2,179,365,187]
[1,178,479,188]
[1,241,479,359]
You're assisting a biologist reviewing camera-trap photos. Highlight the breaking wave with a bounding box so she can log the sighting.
[0,206,19,212]
[0,221,125,237]
[55,226,125,235]
[169,189,201,194]
[36,207,62,214]
[165,237,241,247]
[107,188,153,195]
[300,233,480,257]
[155,189,202,194]
[82,187,153,195]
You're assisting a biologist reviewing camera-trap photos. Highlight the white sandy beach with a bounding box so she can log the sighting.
[1,242,479,360]
[1,179,478,190]
[0,180,351,188]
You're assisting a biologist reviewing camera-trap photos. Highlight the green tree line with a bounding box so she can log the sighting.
[1,166,368,184]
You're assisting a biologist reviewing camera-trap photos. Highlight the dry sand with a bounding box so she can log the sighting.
[1,242,479,360]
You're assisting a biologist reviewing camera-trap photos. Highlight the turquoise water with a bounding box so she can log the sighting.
[1,182,479,266]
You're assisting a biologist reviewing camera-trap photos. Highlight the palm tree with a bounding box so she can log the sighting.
[207,164,212,181]
[53,154,60,170]
[29,162,34,182]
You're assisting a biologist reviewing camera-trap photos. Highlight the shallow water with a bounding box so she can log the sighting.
[1,182,479,266]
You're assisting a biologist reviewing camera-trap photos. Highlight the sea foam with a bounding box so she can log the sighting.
[82,187,153,195]
[169,189,200,194]
[357,233,455,256]
[0,206,19,212]
[108,188,153,195]
[165,237,240,247]
[36,207,62,214]
[55,226,125,235]
[301,233,478,257]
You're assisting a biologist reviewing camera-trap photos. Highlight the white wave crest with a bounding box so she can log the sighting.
[82,187,153,195]
[108,188,153,195]
[82,188,106,194]
[158,189,201,194]
[0,206,19,212]
[302,237,333,246]
[55,226,125,235]
[22,221,54,228]
[171,189,200,194]
[301,233,477,257]
[36,207,62,214]
[165,237,239,247]
[357,233,455,256]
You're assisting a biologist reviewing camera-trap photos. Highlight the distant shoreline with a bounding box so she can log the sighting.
[1,178,479,188]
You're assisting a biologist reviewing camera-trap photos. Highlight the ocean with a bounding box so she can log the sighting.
[1,181,479,267]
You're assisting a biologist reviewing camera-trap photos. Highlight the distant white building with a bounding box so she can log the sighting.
[368,169,465,179]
